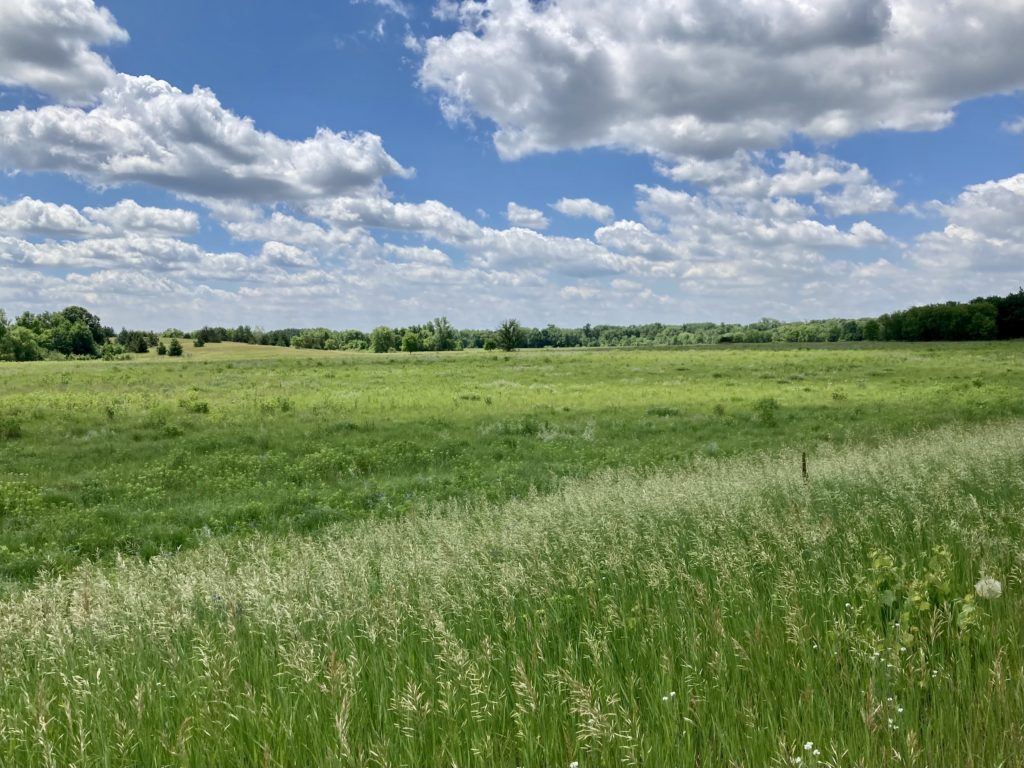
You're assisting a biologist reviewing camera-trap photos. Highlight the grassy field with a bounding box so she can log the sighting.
[1,341,1022,584]
[1,342,1024,765]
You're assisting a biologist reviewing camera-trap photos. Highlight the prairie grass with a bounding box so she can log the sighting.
[2,341,1023,581]
[1,420,1023,766]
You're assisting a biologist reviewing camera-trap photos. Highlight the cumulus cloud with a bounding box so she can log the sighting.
[909,173,1024,274]
[0,74,411,203]
[551,197,615,222]
[1004,117,1024,135]
[420,0,1024,161]
[506,202,549,230]
[82,199,199,236]
[663,150,897,215]
[0,196,198,238]
[0,0,127,103]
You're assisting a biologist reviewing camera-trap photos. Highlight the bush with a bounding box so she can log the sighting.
[754,397,780,426]
[179,397,209,414]
[101,343,130,361]
[157,342,167,356]
[193,337,206,348]
[168,339,183,357]
[483,339,497,351]
[0,416,22,440]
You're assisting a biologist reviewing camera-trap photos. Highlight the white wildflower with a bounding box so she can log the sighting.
[804,742,814,751]
[975,577,1002,599]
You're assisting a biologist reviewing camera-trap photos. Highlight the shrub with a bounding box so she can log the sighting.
[168,339,183,357]
[179,397,209,414]
[0,416,22,440]
[754,397,780,426]
[101,343,130,361]
[483,339,497,351]
[646,406,680,417]
[194,337,206,348]
[157,342,167,356]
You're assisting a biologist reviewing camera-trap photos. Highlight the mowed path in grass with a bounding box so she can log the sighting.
[1,341,1023,581]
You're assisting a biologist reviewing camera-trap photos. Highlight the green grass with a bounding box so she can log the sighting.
[1,420,1023,766]
[2,342,1024,764]
[1,341,1023,582]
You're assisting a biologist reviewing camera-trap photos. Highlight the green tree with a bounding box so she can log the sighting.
[495,319,523,352]
[59,306,107,345]
[426,316,457,351]
[157,341,167,356]
[401,331,422,353]
[168,338,183,357]
[0,326,45,361]
[369,326,396,353]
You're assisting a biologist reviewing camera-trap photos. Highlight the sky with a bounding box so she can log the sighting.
[0,0,1022,331]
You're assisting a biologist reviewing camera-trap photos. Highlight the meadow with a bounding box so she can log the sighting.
[1,342,1024,765]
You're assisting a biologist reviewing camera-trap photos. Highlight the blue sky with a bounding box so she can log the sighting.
[0,0,1022,330]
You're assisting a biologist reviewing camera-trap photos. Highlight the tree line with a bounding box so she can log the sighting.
[2,290,1022,362]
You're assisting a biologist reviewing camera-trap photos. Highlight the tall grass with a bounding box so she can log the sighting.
[2,421,1023,766]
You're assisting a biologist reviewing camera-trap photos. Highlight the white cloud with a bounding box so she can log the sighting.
[258,241,318,268]
[0,74,411,203]
[421,0,1024,161]
[82,199,198,236]
[308,196,482,241]
[909,173,1024,274]
[0,0,127,104]
[1003,117,1024,135]
[662,150,897,215]
[506,202,549,230]
[351,0,411,18]
[0,197,97,237]
[0,196,198,238]
[551,197,615,222]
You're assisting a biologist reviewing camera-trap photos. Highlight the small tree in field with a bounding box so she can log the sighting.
[495,319,523,352]
[168,338,183,357]
[401,331,421,353]
[157,341,167,356]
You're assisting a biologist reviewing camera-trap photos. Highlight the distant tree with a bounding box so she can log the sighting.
[168,338,184,357]
[157,341,167,356]
[495,319,523,352]
[59,306,106,345]
[862,319,881,341]
[483,338,497,351]
[117,329,150,353]
[0,326,45,361]
[401,331,422,353]
[193,337,206,348]
[370,326,396,353]
[426,316,457,351]
[51,319,99,357]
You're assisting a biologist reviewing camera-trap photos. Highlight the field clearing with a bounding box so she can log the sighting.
[2,341,1023,583]
[1,418,1023,765]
